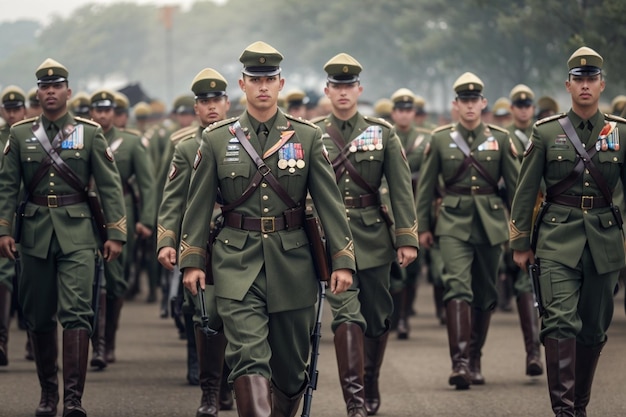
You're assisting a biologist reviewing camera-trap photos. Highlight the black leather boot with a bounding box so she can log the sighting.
[446,300,471,389]
[195,327,227,417]
[574,340,605,417]
[104,297,123,363]
[90,288,107,370]
[517,292,543,376]
[469,308,492,385]
[30,330,59,416]
[363,332,389,415]
[544,337,576,417]
[0,284,10,366]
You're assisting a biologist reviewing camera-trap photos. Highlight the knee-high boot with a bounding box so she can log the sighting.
[90,288,107,370]
[517,292,543,376]
[195,327,227,417]
[396,289,410,339]
[544,337,576,417]
[186,313,199,385]
[220,361,234,410]
[334,322,367,417]
[574,341,605,417]
[233,374,272,417]
[271,382,305,417]
[446,300,471,389]
[433,283,446,326]
[363,332,389,415]
[30,330,59,416]
[62,329,89,417]
[469,308,492,385]
[0,284,10,366]
[104,297,124,363]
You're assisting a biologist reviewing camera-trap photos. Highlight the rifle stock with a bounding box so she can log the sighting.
[87,191,108,243]
[304,215,331,282]
[301,281,326,417]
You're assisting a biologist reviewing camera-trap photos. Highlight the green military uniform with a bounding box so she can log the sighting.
[416,72,519,390]
[509,46,625,417]
[316,53,418,417]
[179,43,355,414]
[0,58,126,417]
[158,67,233,415]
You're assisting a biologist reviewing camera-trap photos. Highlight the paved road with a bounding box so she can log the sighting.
[2,281,626,417]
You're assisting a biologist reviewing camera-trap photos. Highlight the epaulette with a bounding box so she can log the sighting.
[284,113,317,128]
[75,116,100,127]
[487,123,509,134]
[415,126,433,135]
[207,116,239,132]
[309,115,328,125]
[363,115,393,129]
[431,123,454,134]
[170,125,197,144]
[122,128,142,137]
[11,116,38,127]
[604,113,626,124]
[536,112,567,126]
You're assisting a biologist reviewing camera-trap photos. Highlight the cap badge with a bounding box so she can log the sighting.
[210,81,216,88]
[342,66,349,74]
[9,94,14,100]
[521,93,527,99]
[581,58,587,65]
[101,92,106,99]
[47,69,53,76]
[469,84,475,91]
[259,57,266,64]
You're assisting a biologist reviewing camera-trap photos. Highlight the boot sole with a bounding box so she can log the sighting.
[448,374,471,390]
[526,363,544,376]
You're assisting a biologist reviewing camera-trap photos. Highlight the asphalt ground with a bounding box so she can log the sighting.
[2,279,626,417]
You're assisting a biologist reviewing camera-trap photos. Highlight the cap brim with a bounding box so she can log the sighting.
[37,76,67,85]
[242,67,281,77]
[569,66,601,76]
[2,101,25,109]
[393,102,414,110]
[456,91,483,99]
[91,100,115,109]
[327,75,359,84]
[512,99,534,107]
[195,91,227,99]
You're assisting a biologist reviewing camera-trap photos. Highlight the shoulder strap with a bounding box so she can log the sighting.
[446,130,500,190]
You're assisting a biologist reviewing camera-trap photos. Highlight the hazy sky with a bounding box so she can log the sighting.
[1,0,202,24]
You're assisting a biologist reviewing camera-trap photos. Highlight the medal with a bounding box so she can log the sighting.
[278,159,288,169]
[296,160,305,169]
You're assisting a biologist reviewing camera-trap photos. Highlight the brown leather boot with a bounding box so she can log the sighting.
[271,382,305,417]
[574,341,605,417]
[363,332,389,415]
[433,284,446,326]
[445,300,471,389]
[30,330,59,416]
[195,327,227,417]
[544,337,576,417]
[397,288,410,340]
[232,374,272,417]
[90,288,107,370]
[334,322,367,417]
[0,284,10,366]
[469,308,492,385]
[220,362,233,410]
[62,329,89,417]
[517,292,543,376]
[104,297,124,363]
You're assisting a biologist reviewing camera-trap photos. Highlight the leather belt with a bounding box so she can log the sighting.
[446,185,497,195]
[546,194,610,209]
[224,211,303,233]
[30,193,86,208]
[343,193,380,208]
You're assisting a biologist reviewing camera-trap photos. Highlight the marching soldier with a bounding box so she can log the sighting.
[26,87,42,118]
[284,88,309,119]
[0,58,126,417]
[157,67,233,417]
[88,89,155,368]
[180,41,356,417]
[68,92,91,119]
[416,72,519,390]
[510,46,626,417]
[314,54,418,417]
[113,92,131,130]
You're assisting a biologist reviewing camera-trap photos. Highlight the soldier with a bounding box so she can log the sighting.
[180,41,355,417]
[284,88,308,119]
[314,54,418,417]
[113,91,131,130]
[158,67,233,417]
[0,58,126,417]
[413,95,437,130]
[510,46,626,417]
[88,89,154,368]
[68,92,91,119]
[0,85,27,367]
[372,98,393,123]
[26,87,42,118]
[132,101,152,135]
[502,84,544,377]
[536,96,560,120]
[610,95,626,117]
[492,97,513,128]
[416,72,519,390]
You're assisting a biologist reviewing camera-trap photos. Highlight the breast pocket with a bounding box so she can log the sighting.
[546,147,576,182]
[217,163,250,200]
[20,150,44,180]
[354,150,383,184]
[58,150,87,179]
[597,151,623,185]
[276,165,305,199]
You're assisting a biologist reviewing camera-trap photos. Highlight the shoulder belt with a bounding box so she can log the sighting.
[445,130,500,192]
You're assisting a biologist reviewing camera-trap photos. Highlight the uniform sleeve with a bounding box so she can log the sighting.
[178,131,218,270]
[501,134,521,208]
[0,130,22,236]
[131,139,156,227]
[91,127,127,242]
[384,128,418,248]
[509,126,545,251]
[306,127,356,273]
[416,137,440,233]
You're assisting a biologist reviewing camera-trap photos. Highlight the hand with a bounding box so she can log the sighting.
[418,231,433,250]
[157,247,177,271]
[183,267,205,296]
[329,268,353,294]
[513,249,535,272]
[397,246,418,267]
[103,240,123,262]
[0,235,16,260]
[135,223,152,239]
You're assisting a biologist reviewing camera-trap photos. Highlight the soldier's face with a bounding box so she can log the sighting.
[195,96,230,127]
[391,107,414,129]
[566,74,605,108]
[90,107,114,131]
[453,96,486,125]
[0,106,26,126]
[510,103,534,125]
[239,75,284,112]
[324,82,362,113]
[37,82,71,115]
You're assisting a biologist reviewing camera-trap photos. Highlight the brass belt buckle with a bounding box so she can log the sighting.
[344,196,355,208]
[47,195,58,208]
[261,217,275,233]
[581,196,593,210]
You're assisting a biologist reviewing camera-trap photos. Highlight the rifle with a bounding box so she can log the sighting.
[528,200,550,318]
[301,280,326,417]
[196,281,217,336]
[527,261,546,318]
[91,253,104,331]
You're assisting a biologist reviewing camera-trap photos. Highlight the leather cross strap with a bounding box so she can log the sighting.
[445,130,501,193]
[326,124,379,195]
